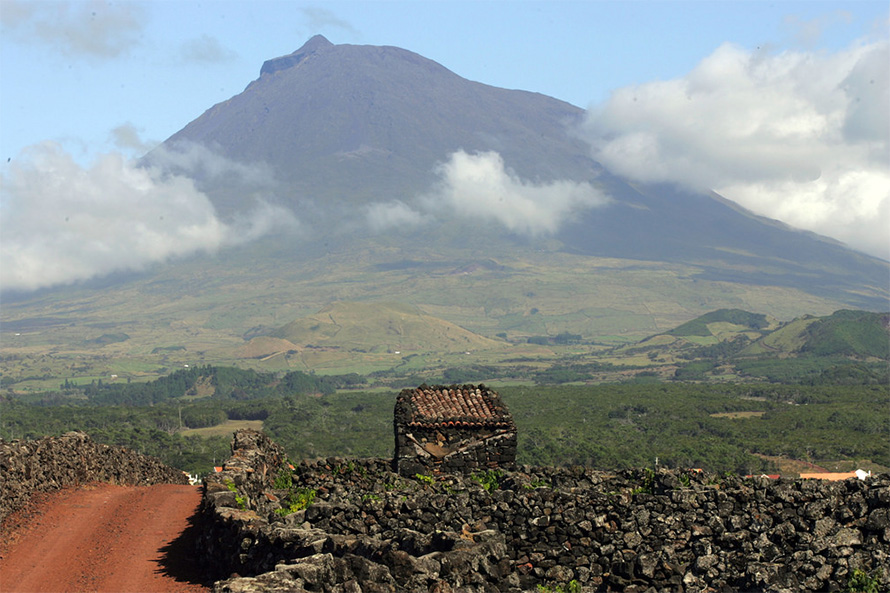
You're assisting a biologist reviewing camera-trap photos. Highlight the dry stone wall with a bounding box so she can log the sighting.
[201,430,890,592]
[0,431,188,521]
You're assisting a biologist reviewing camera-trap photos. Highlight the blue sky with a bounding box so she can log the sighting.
[1,1,884,160]
[1,1,888,291]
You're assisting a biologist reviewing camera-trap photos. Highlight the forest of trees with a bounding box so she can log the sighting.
[2,366,886,477]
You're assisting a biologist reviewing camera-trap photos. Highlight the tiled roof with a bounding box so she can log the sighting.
[403,385,514,429]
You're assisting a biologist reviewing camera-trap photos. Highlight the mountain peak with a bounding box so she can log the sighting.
[260,34,333,76]
[297,34,333,53]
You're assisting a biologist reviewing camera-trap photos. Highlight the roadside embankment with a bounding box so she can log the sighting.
[0,431,188,522]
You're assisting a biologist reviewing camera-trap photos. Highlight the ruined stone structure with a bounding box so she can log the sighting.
[393,384,517,476]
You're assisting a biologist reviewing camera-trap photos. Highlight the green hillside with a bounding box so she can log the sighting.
[270,301,504,354]
[667,309,771,337]
[799,310,890,358]
[644,308,889,362]
[738,310,890,359]
[738,316,819,356]
[611,308,889,384]
[6,237,867,389]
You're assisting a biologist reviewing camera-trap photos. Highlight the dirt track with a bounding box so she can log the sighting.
[0,483,210,593]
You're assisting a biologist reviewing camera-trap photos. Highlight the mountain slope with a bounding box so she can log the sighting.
[2,36,888,382]
[153,35,887,310]
[667,309,773,338]
[162,36,595,210]
[632,308,889,361]
[270,301,503,354]
[740,309,890,359]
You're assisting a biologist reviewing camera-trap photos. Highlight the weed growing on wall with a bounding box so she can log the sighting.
[845,568,883,593]
[273,459,295,490]
[275,487,317,517]
[414,473,435,488]
[537,580,581,593]
[224,480,247,510]
[472,469,503,492]
[631,467,656,495]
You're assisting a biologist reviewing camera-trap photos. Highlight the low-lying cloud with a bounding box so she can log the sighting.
[365,200,430,233]
[582,39,889,259]
[367,150,609,235]
[0,142,297,292]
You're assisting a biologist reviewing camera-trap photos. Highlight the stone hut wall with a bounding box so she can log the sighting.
[395,424,517,476]
[201,430,890,593]
[0,431,188,522]
[394,384,517,477]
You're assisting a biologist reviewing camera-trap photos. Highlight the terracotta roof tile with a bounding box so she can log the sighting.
[403,385,514,429]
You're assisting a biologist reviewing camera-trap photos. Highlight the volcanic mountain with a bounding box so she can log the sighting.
[155,35,886,309]
[3,36,887,372]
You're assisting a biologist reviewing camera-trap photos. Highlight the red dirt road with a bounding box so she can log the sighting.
[0,483,211,593]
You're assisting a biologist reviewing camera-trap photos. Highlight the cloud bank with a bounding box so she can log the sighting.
[582,39,889,259]
[365,200,430,233]
[367,150,609,235]
[0,0,145,58]
[0,142,297,292]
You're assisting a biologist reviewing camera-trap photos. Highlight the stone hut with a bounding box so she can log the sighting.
[393,384,517,476]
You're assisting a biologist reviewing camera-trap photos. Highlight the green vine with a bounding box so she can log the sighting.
[414,473,435,488]
[472,469,503,492]
[275,486,317,517]
[845,569,882,593]
[224,480,247,510]
[631,467,656,495]
[537,580,581,593]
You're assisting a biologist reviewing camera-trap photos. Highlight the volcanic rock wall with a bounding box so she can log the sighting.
[201,430,890,592]
[0,431,188,521]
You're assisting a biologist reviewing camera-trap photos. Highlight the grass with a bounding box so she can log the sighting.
[709,411,766,419]
[742,316,819,355]
[0,243,870,388]
[181,420,264,437]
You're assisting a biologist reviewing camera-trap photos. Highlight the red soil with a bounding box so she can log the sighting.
[0,483,211,593]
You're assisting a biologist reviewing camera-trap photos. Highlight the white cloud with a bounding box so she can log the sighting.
[147,140,276,187]
[298,7,359,37]
[0,142,298,292]
[225,201,302,245]
[783,11,853,48]
[180,34,237,64]
[110,123,155,155]
[365,200,428,233]
[419,150,609,235]
[582,39,890,260]
[0,0,145,58]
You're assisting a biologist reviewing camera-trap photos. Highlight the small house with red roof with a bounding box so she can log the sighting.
[394,384,517,476]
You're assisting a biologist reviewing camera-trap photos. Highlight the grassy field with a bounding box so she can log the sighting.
[709,411,766,419]
[0,243,874,390]
[181,420,264,438]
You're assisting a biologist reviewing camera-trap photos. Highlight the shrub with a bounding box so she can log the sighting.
[275,487,317,516]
